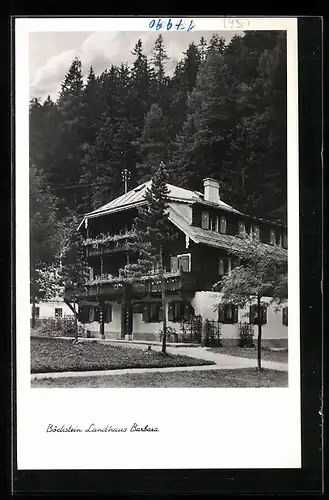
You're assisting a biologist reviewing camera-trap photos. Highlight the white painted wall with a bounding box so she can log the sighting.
[31,301,74,318]
[79,292,288,345]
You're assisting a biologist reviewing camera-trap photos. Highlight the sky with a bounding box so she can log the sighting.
[29,30,241,101]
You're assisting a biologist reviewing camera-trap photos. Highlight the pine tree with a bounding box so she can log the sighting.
[135,103,169,183]
[150,35,170,110]
[120,162,175,353]
[55,57,86,215]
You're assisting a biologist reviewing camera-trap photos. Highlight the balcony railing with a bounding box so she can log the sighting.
[85,231,136,257]
[64,271,197,301]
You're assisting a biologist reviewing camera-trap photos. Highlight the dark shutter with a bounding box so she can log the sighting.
[142,304,150,322]
[183,303,191,321]
[282,306,288,326]
[168,303,174,321]
[233,306,239,324]
[218,304,225,323]
[201,211,209,229]
[94,307,100,322]
[261,306,267,325]
[158,305,163,322]
[106,305,112,323]
[170,256,178,273]
[249,305,256,324]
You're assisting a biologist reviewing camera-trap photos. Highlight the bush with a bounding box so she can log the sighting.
[238,322,255,348]
[204,319,222,347]
[159,326,178,343]
[31,317,86,338]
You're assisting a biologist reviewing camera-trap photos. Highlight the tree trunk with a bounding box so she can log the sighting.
[257,293,262,371]
[64,300,79,341]
[160,246,167,354]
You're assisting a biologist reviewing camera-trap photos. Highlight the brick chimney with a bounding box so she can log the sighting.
[203,178,220,204]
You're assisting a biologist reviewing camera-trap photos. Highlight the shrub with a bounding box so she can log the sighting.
[238,322,255,348]
[204,319,222,347]
[31,316,86,338]
[159,326,178,342]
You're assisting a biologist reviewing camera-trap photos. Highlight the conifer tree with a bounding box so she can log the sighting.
[135,103,169,183]
[120,162,175,353]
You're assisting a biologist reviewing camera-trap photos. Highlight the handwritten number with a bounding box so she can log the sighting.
[187,20,195,32]
[149,20,155,29]
[175,19,185,31]
[166,18,172,30]
[156,19,163,31]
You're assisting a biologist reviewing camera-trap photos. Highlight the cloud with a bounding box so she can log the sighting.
[30,31,238,101]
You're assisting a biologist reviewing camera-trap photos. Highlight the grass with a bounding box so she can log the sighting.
[207,346,288,363]
[31,337,214,373]
[31,368,288,388]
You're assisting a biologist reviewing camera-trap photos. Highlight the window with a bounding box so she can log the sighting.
[249,305,267,325]
[218,257,232,275]
[282,233,288,249]
[170,256,179,273]
[201,211,209,229]
[142,303,163,323]
[210,216,217,231]
[238,221,245,235]
[177,254,191,272]
[282,306,288,326]
[78,306,89,324]
[32,306,40,318]
[220,216,227,234]
[270,229,276,245]
[55,308,62,318]
[218,304,239,324]
[168,302,194,322]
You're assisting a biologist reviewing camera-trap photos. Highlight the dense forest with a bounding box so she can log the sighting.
[30,31,287,229]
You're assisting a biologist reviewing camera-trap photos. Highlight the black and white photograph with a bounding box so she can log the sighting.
[15,17,301,471]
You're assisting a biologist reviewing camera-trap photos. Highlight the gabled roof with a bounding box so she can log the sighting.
[168,205,288,258]
[79,181,242,229]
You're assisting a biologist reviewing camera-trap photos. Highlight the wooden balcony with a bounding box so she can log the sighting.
[85,232,135,257]
[64,272,198,302]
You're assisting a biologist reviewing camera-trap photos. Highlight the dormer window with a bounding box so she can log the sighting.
[270,229,276,245]
[220,216,227,234]
[210,216,217,231]
[238,221,245,235]
[201,211,209,229]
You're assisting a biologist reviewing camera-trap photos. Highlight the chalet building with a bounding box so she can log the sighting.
[67,178,288,347]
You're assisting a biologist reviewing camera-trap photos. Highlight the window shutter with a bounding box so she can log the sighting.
[106,305,112,323]
[218,304,225,323]
[89,267,94,281]
[170,256,178,273]
[249,305,256,324]
[168,303,174,321]
[89,307,95,323]
[220,217,227,234]
[158,305,163,322]
[282,306,288,326]
[261,306,267,325]
[233,306,239,324]
[201,211,209,229]
[218,259,224,275]
[142,304,150,322]
[94,307,100,322]
[183,303,190,321]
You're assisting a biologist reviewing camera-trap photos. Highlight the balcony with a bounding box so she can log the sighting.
[64,271,197,302]
[85,231,136,257]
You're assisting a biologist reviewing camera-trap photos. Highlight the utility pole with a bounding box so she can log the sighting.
[121,168,131,194]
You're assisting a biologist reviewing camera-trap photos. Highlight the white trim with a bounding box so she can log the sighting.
[176,253,191,272]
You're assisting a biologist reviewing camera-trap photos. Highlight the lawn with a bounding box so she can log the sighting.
[207,346,288,363]
[31,368,288,388]
[31,337,214,373]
